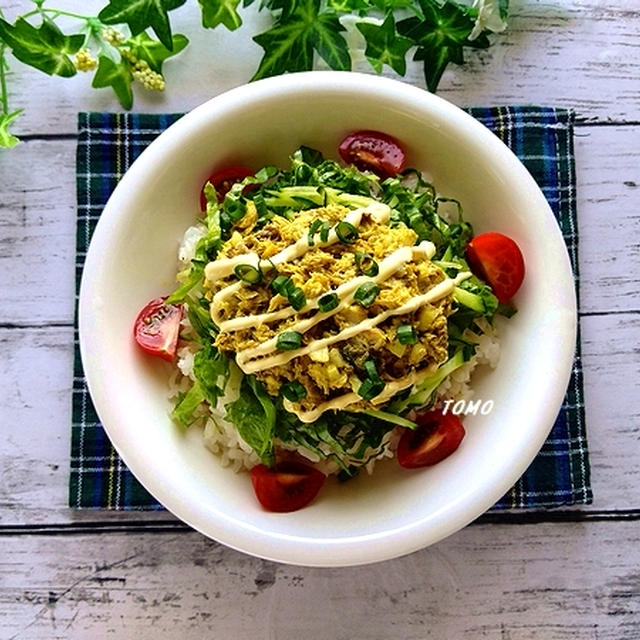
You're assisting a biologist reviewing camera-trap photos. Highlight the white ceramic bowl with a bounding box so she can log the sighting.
[79,71,576,567]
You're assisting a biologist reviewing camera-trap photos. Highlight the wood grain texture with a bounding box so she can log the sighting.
[1,0,640,137]
[1,523,639,639]
[0,325,174,526]
[0,139,77,327]
[574,126,640,313]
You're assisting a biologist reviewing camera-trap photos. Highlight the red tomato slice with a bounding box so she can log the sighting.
[338,130,406,179]
[133,297,182,362]
[200,165,254,209]
[397,410,465,469]
[465,232,525,304]
[250,461,326,512]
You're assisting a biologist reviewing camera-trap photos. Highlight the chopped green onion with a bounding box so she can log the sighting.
[354,252,379,277]
[271,275,293,296]
[270,275,306,311]
[307,219,324,247]
[407,208,430,239]
[308,219,332,246]
[258,259,278,285]
[281,380,307,403]
[318,292,339,313]
[319,221,331,243]
[357,377,385,401]
[223,194,246,222]
[363,359,379,379]
[234,263,261,284]
[276,331,303,351]
[353,281,380,307]
[288,287,307,311]
[335,221,359,244]
[397,324,418,345]
[253,192,268,218]
[357,359,385,400]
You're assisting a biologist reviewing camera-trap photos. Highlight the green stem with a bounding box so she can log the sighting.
[22,4,106,51]
[0,6,7,115]
[22,3,96,23]
[0,45,9,116]
[43,8,97,21]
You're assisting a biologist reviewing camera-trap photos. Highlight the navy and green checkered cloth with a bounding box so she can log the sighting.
[70,107,592,510]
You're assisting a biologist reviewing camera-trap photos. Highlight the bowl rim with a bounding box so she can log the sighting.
[79,70,577,567]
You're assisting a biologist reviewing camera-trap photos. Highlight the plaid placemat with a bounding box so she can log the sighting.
[70,107,592,510]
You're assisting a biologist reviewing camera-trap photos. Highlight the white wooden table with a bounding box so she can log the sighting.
[1,1,639,637]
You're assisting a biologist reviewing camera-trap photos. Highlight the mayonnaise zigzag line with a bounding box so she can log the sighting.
[237,270,470,375]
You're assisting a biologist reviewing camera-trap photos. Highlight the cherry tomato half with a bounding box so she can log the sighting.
[338,130,406,179]
[465,232,525,304]
[133,297,182,362]
[250,461,326,512]
[397,410,465,469]
[200,165,254,209]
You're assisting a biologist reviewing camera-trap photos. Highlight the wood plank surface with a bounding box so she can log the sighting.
[0,139,77,327]
[1,0,639,138]
[2,522,639,639]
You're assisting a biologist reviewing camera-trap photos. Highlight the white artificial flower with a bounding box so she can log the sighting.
[469,0,508,41]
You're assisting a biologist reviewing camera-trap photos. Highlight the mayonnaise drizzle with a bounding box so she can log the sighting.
[205,199,471,421]
[205,201,390,284]
[207,202,390,329]
[284,363,438,423]
[236,270,469,375]
[219,241,434,334]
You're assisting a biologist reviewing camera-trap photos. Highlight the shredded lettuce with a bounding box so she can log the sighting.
[361,408,417,429]
[171,382,207,429]
[225,376,276,466]
[274,407,408,475]
[171,342,230,428]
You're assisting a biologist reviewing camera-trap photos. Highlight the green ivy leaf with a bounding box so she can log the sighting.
[98,0,187,50]
[0,17,84,77]
[327,0,372,13]
[253,20,314,80]
[327,0,417,12]
[249,0,295,15]
[398,0,488,91]
[128,31,189,73]
[356,12,413,75]
[417,41,460,92]
[369,0,419,11]
[91,55,134,109]
[499,0,510,21]
[0,109,23,149]
[252,0,350,80]
[314,9,352,70]
[198,0,243,30]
